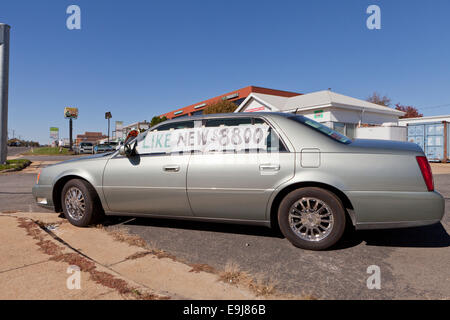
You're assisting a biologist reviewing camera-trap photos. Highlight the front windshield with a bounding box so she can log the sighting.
[288,115,352,144]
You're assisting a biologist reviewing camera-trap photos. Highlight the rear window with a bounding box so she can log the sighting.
[288,115,352,144]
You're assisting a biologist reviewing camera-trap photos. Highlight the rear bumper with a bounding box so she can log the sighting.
[31,184,55,210]
[345,190,445,229]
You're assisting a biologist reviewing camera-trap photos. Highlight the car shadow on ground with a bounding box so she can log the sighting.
[335,223,450,249]
[101,215,450,249]
[102,216,283,238]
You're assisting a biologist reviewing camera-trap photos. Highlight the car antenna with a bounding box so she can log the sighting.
[292,108,299,114]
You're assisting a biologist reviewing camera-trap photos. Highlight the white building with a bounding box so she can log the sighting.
[398,114,450,126]
[235,90,405,138]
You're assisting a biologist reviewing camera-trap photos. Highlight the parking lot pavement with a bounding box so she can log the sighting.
[6,146,30,157]
[0,164,449,300]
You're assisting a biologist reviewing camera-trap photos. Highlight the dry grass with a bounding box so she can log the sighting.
[189,263,216,274]
[106,228,179,263]
[107,228,148,248]
[218,261,277,297]
[125,251,153,260]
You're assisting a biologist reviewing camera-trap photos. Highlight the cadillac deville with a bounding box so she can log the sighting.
[32,113,445,250]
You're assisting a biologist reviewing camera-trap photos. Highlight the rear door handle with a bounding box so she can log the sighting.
[163,165,180,172]
[259,164,280,171]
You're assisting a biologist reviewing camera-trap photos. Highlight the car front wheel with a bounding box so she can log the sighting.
[278,187,346,250]
[61,179,104,227]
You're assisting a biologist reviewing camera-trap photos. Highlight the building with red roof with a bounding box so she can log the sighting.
[159,85,302,120]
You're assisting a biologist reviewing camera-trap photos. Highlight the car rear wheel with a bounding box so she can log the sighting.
[61,179,104,227]
[278,187,346,250]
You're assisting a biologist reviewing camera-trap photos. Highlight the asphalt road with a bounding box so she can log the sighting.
[6,146,30,156]
[1,162,449,299]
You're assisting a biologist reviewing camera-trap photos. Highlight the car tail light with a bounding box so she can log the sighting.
[416,156,434,191]
[36,170,41,184]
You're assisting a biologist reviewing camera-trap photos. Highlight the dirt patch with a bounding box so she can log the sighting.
[430,163,450,175]
[17,218,168,300]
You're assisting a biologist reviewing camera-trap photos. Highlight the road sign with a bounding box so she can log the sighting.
[64,107,78,119]
[50,127,59,140]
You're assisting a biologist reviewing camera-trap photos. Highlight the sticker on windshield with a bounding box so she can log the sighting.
[136,124,269,154]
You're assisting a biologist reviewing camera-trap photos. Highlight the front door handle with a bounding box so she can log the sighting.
[163,165,180,172]
[259,164,280,171]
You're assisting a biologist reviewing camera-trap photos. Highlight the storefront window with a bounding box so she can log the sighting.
[333,122,356,139]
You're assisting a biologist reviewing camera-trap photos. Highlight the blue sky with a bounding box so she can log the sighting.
[1,0,450,144]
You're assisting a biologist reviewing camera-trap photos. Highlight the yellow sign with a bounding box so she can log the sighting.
[64,107,78,119]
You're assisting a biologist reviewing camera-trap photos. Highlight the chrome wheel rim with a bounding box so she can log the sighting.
[289,197,334,242]
[64,187,86,221]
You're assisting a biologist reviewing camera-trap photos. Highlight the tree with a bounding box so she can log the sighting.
[150,116,167,127]
[394,103,423,119]
[202,99,238,115]
[367,92,391,107]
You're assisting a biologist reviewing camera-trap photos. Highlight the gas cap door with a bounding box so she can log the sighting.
[301,148,321,168]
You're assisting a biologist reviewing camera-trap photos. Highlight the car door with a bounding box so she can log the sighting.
[102,120,195,216]
[186,117,295,221]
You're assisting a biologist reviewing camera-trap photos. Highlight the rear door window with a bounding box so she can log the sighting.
[253,118,288,152]
[202,117,287,153]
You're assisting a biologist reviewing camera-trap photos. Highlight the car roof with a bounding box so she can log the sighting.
[153,112,293,129]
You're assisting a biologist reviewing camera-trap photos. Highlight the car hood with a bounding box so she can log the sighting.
[347,139,423,154]
[48,152,114,167]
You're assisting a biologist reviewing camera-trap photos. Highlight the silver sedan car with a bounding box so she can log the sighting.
[32,113,445,250]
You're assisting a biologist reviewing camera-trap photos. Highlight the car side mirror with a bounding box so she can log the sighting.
[119,145,127,156]
[119,142,136,157]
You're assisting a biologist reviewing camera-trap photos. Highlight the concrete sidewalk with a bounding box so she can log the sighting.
[0,212,276,300]
[0,214,125,299]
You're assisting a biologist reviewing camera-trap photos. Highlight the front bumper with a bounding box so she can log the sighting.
[345,190,445,230]
[32,184,55,210]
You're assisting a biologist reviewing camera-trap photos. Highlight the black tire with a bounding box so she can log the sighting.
[61,179,104,227]
[277,187,346,250]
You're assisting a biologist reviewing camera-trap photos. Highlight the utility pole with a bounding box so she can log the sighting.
[69,118,73,151]
[108,118,110,143]
[0,24,10,164]
[64,107,78,151]
[105,112,112,144]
